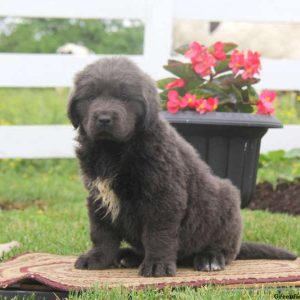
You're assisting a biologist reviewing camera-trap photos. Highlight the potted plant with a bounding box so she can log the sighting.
[158,41,282,208]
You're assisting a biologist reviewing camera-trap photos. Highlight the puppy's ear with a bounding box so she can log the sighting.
[67,89,80,129]
[142,79,160,129]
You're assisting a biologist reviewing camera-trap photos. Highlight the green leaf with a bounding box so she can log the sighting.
[188,89,211,99]
[174,43,190,55]
[223,42,238,53]
[199,83,228,99]
[159,90,168,101]
[236,103,254,113]
[230,85,243,102]
[285,148,300,159]
[156,78,178,90]
[247,85,259,101]
[215,74,260,89]
[163,60,203,82]
[182,79,205,93]
[265,150,286,162]
[214,58,231,74]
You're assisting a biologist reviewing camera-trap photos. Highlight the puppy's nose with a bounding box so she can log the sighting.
[97,114,112,127]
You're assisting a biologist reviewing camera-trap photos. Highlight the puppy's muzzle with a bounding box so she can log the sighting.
[95,112,113,130]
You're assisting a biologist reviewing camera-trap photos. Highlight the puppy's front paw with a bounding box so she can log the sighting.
[193,250,225,272]
[74,249,111,270]
[138,260,176,277]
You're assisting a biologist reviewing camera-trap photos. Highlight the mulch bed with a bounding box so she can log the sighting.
[249,181,300,216]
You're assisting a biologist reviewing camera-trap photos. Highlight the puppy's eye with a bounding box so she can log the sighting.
[120,93,129,102]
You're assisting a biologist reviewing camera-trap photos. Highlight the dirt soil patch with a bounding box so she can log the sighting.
[249,181,300,216]
[0,200,48,211]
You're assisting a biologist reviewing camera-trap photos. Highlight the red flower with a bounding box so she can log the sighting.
[165,78,185,90]
[182,93,197,108]
[185,41,216,77]
[193,52,216,77]
[212,41,226,61]
[259,90,276,102]
[229,50,245,74]
[256,90,276,115]
[196,97,219,113]
[185,41,205,62]
[167,90,188,113]
[241,50,261,79]
[256,100,275,115]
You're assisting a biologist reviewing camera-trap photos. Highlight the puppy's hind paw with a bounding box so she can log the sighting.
[116,248,143,268]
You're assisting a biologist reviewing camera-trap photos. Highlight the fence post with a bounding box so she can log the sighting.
[143,0,173,78]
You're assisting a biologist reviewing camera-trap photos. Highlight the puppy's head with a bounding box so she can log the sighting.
[68,57,160,142]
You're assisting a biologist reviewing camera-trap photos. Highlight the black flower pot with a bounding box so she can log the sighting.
[161,111,282,208]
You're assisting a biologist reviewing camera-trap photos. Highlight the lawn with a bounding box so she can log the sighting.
[0,88,300,125]
[0,89,299,299]
[0,160,299,299]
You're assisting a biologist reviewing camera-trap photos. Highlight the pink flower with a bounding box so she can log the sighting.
[241,50,261,79]
[167,90,180,113]
[165,78,185,90]
[259,90,276,102]
[256,100,275,115]
[193,52,216,77]
[168,90,179,102]
[167,90,188,113]
[256,90,276,115]
[184,41,205,62]
[212,41,226,61]
[167,101,180,114]
[229,50,245,74]
[182,93,197,108]
[195,97,219,113]
[185,41,216,77]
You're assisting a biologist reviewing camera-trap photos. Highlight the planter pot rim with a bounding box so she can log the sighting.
[160,111,283,128]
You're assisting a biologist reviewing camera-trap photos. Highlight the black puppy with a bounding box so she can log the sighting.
[68,57,297,277]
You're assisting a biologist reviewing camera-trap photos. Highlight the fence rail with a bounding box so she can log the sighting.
[0,0,300,158]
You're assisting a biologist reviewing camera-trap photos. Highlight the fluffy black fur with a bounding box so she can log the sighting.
[68,57,297,277]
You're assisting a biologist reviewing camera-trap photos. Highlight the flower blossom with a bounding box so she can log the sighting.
[182,93,197,108]
[165,78,185,90]
[229,50,245,74]
[256,100,275,115]
[212,41,226,61]
[185,41,216,77]
[196,97,219,113]
[167,90,187,113]
[256,90,276,115]
[241,50,261,79]
[259,90,276,103]
[184,41,205,62]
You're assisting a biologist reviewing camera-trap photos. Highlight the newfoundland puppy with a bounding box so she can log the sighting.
[68,57,296,277]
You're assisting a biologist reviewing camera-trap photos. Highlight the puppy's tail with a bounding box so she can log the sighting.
[236,242,297,260]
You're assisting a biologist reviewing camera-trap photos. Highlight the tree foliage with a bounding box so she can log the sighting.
[0,18,144,54]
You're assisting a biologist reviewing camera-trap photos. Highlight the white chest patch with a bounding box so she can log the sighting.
[93,178,120,222]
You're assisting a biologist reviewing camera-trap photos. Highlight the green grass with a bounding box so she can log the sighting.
[0,159,299,299]
[0,88,69,125]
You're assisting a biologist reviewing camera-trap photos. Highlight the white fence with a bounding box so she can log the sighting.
[0,0,300,158]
